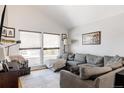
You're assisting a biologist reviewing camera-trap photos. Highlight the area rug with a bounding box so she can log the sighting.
[19,69,60,88]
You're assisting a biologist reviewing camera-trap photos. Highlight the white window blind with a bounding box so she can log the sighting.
[20,31,41,48]
[43,34,60,48]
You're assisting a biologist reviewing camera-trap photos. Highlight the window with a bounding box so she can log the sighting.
[20,31,41,49]
[19,31,61,67]
[19,31,42,67]
[43,33,60,62]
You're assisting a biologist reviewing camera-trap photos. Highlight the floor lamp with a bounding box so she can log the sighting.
[6,40,21,56]
[63,39,67,53]
[62,34,67,53]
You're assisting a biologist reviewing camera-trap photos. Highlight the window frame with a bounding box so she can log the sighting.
[19,30,61,66]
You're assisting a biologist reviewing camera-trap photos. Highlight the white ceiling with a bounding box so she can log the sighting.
[38,5,124,31]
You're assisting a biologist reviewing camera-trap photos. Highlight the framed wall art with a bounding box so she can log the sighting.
[82,31,101,45]
[2,26,15,38]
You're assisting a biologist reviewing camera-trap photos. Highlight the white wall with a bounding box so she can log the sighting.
[69,12,124,56]
[5,5,68,55]
[0,5,4,24]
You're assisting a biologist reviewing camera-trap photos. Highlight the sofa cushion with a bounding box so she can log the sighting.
[74,53,86,63]
[104,55,121,66]
[104,56,114,66]
[105,58,123,70]
[86,54,104,67]
[80,66,112,80]
[67,61,84,66]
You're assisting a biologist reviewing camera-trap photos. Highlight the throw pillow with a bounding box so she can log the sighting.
[79,66,112,80]
[67,53,75,61]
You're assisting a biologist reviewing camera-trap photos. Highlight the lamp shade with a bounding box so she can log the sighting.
[64,39,67,45]
[0,47,6,60]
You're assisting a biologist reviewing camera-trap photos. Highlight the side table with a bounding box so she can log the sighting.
[115,69,124,88]
[0,62,19,88]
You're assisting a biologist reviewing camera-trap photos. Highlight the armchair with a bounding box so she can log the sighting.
[8,55,30,76]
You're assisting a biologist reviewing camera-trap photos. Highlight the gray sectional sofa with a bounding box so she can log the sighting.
[60,53,124,88]
[67,53,104,67]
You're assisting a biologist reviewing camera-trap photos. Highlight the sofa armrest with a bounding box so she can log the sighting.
[94,67,124,88]
[60,70,95,88]
[94,73,114,88]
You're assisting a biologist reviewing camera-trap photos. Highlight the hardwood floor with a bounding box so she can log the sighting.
[19,69,60,88]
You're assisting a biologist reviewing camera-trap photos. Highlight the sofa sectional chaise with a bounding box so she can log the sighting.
[60,53,124,88]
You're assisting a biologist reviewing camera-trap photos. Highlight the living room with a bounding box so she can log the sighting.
[1,0,124,91]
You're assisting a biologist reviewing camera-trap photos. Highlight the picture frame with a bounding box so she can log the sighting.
[2,27,7,37]
[2,26,15,38]
[82,31,101,45]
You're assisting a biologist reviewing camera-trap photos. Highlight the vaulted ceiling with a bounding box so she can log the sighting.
[37,5,124,31]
